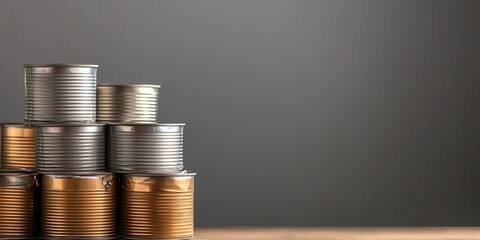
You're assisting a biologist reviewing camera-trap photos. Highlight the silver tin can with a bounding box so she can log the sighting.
[97,84,160,124]
[35,124,106,173]
[24,64,98,124]
[120,172,195,240]
[0,171,39,239]
[108,124,185,173]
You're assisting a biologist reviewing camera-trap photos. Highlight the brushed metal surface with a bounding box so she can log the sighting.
[35,124,106,173]
[97,84,160,124]
[42,173,117,239]
[1,124,36,170]
[120,173,195,239]
[24,64,98,123]
[108,124,184,173]
[0,172,39,239]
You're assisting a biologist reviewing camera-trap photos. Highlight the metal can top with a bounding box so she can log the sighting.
[98,84,161,89]
[123,171,196,179]
[24,63,99,68]
[109,123,185,133]
[35,123,105,133]
[1,123,35,136]
[0,170,38,188]
[43,172,115,191]
[1,123,34,128]
[110,123,185,126]
[122,171,195,192]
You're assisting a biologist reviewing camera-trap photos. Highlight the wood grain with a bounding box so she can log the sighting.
[195,227,480,240]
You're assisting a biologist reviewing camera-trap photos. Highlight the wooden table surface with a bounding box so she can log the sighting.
[195,227,480,240]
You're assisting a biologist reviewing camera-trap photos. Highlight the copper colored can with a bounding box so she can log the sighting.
[1,124,36,170]
[121,172,195,239]
[0,171,39,239]
[42,173,117,239]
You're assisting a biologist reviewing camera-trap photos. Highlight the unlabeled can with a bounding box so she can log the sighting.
[121,172,195,239]
[0,171,39,239]
[24,64,98,124]
[42,173,117,239]
[108,124,185,173]
[97,84,160,123]
[35,124,106,173]
[1,124,36,170]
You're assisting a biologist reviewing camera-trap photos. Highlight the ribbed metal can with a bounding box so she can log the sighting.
[42,173,117,239]
[35,124,106,173]
[24,64,98,124]
[1,124,36,170]
[120,172,195,239]
[0,171,39,239]
[108,124,185,173]
[97,84,160,124]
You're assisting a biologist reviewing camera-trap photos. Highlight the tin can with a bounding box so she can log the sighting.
[97,84,160,123]
[120,172,195,239]
[108,124,185,173]
[1,124,36,170]
[35,124,106,173]
[0,171,39,239]
[42,173,117,239]
[24,64,98,124]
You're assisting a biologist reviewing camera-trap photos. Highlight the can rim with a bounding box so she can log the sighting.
[98,84,161,89]
[24,63,99,68]
[1,123,34,128]
[123,171,196,178]
[109,123,186,126]
[34,123,106,127]
[0,169,38,176]
[42,172,114,178]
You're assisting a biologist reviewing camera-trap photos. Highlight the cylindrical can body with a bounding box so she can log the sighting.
[35,124,106,173]
[108,124,185,173]
[121,173,195,239]
[1,124,36,170]
[97,84,160,123]
[42,173,117,239]
[24,64,98,124]
[0,172,39,239]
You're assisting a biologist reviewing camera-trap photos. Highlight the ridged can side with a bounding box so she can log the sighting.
[120,173,195,239]
[97,84,160,124]
[0,172,39,239]
[24,64,98,124]
[42,173,117,239]
[108,124,184,173]
[1,124,36,170]
[35,124,106,173]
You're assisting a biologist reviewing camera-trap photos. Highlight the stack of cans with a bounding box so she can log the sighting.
[0,63,196,239]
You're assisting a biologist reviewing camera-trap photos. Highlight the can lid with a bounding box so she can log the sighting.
[0,169,37,175]
[34,123,106,127]
[98,84,161,89]
[42,172,114,179]
[109,123,186,126]
[0,170,39,188]
[24,63,99,68]
[124,171,196,178]
[1,123,34,128]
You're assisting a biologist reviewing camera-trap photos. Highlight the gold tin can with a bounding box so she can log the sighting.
[1,124,36,170]
[42,173,117,239]
[121,172,195,239]
[0,171,39,239]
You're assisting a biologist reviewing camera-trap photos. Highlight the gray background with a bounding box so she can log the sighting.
[1,0,480,226]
